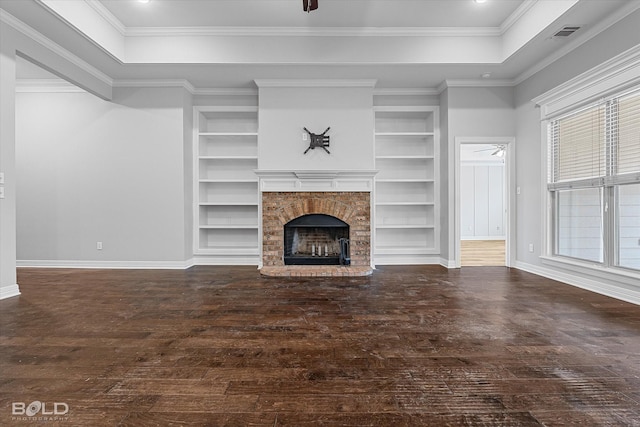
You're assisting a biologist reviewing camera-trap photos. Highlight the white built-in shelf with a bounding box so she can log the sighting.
[194,106,260,263]
[373,106,439,262]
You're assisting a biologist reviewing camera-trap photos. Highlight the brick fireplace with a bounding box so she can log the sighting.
[260,191,372,276]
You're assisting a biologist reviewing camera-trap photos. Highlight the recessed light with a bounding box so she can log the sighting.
[481,72,491,79]
[138,0,150,4]
[474,0,487,3]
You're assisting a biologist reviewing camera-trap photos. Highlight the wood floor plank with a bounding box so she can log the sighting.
[1,265,639,425]
[461,239,505,266]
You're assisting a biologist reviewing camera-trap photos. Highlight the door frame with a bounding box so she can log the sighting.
[454,137,515,268]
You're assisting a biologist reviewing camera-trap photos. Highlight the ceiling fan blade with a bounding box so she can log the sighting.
[303,0,318,12]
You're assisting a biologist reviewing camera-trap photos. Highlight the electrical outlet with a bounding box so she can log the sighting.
[97,242,103,250]
[528,243,534,253]
[0,187,4,199]
[0,172,4,184]
[517,186,521,195]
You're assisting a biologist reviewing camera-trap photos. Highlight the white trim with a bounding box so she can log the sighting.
[514,260,640,306]
[0,9,113,87]
[441,79,515,89]
[16,79,86,93]
[374,255,443,266]
[113,79,196,93]
[499,0,538,34]
[439,257,457,269]
[84,0,126,36]
[373,88,439,97]
[193,87,258,97]
[125,26,502,38]
[16,260,193,270]
[192,255,260,266]
[255,170,378,193]
[532,44,640,118]
[255,79,377,88]
[0,285,21,300]
[454,137,516,269]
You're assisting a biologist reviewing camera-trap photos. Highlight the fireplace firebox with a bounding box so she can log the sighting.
[284,214,349,265]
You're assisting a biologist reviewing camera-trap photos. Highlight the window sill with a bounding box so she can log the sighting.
[540,255,640,287]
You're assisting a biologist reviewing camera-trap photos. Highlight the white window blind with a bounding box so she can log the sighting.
[551,104,605,183]
[616,90,640,176]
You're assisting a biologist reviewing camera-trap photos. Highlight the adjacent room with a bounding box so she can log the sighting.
[1,0,639,424]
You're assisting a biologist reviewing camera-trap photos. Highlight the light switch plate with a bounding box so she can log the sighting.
[0,187,4,199]
[0,172,4,184]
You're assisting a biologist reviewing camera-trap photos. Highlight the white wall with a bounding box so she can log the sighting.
[16,86,191,266]
[257,85,374,171]
[460,162,505,240]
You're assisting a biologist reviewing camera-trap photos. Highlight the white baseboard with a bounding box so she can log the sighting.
[191,255,260,266]
[0,284,21,300]
[17,260,193,270]
[373,254,442,266]
[514,260,640,306]
[440,258,457,269]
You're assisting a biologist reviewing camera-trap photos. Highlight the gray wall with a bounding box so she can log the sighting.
[441,86,516,263]
[514,8,640,268]
[16,87,191,265]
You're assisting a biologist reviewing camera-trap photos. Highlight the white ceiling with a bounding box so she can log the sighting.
[4,0,638,90]
[99,0,525,29]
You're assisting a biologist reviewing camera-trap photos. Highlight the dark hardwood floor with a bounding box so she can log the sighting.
[1,265,639,426]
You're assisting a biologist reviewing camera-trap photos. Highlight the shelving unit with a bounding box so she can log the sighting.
[374,106,439,263]
[194,107,259,263]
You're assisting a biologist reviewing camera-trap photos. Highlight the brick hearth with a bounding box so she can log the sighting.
[261,191,372,276]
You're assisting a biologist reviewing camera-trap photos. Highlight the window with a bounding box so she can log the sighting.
[548,88,640,272]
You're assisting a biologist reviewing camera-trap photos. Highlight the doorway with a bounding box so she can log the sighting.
[454,137,515,268]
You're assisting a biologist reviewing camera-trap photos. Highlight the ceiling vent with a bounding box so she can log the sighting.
[553,26,581,37]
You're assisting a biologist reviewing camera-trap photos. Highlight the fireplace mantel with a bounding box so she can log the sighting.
[255,170,378,192]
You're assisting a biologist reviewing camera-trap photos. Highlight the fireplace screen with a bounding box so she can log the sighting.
[284,214,349,265]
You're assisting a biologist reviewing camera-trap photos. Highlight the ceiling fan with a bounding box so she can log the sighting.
[475,144,506,157]
[303,0,318,12]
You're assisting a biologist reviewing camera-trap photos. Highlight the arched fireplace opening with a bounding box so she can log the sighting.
[284,214,349,265]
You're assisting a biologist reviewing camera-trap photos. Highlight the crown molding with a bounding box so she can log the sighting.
[0,9,113,87]
[113,79,196,93]
[125,26,502,38]
[532,43,640,119]
[438,79,516,93]
[373,88,440,96]
[499,0,538,34]
[84,0,126,36]
[254,79,377,88]
[193,87,259,96]
[16,78,86,93]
